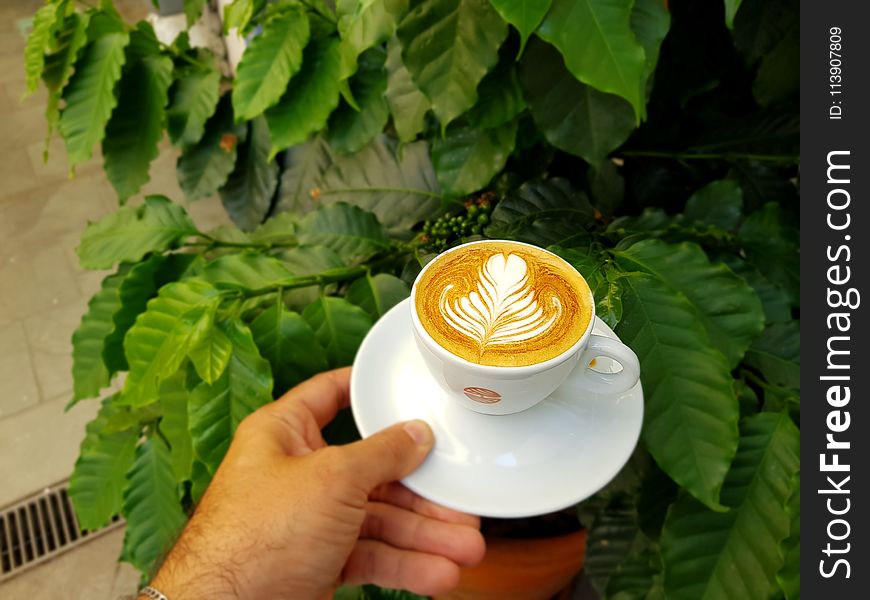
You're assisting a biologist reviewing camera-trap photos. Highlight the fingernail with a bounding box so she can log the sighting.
[403,420,432,445]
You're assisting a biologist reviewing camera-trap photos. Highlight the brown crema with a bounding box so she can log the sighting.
[414,242,593,367]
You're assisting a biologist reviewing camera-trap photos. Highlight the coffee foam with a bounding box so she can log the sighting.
[414,243,592,367]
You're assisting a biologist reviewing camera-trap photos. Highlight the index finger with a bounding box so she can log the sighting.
[267,367,353,429]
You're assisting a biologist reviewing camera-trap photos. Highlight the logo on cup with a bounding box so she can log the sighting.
[463,387,502,404]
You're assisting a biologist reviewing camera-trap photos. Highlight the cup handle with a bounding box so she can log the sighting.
[576,334,640,394]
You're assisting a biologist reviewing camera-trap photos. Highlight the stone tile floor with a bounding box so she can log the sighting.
[1,1,229,597]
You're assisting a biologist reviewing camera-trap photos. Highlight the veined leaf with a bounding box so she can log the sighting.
[177,95,248,200]
[188,320,233,385]
[167,54,221,147]
[103,48,174,202]
[327,48,390,155]
[59,27,129,167]
[190,459,212,504]
[490,0,552,55]
[69,397,139,531]
[265,36,342,158]
[297,203,391,263]
[189,319,273,472]
[184,0,208,26]
[71,268,128,404]
[346,273,409,319]
[553,247,626,329]
[723,257,792,325]
[233,5,310,120]
[397,0,508,127]
[465,59,526,129]
[487,178,595,247]
[121,438,188,576]
[661,412,800,599]
[104,254,197,375]
[42,11,90,156]
[278,245,346,309]
[201,253,296,291]
[724,0,743,29]
[23,1,61,97]
[77,195,197,269]
[738,202,799,304]
[615,240,765,368]
[336,0,409,83]
[250,301,329,393]
[538,0,646,121]
[431,120,517,196]
[630,0,670,91]
[273,136,442,236]
[158,370,194,481]
[584,495,643,594]
[384,36,429,142]
[777,471,800,600]
[223,0,256,33]
[683,180,743,230]
[743,322,799,390]
[520,38,635,164]
[220,118,279,231]
[250,212,297,245]
[302,296,373,367]
[615,274,738,510]
[122,280,225,406]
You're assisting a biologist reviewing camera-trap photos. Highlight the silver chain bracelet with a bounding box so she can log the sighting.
[139,586,169,600]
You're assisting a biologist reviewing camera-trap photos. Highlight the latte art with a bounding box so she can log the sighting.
[439,253,562,349]
[414,241,592,367]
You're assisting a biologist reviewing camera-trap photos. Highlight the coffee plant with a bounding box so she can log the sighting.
[24,0,799,597]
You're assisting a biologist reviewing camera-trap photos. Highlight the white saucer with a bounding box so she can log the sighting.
[350,299,643,518]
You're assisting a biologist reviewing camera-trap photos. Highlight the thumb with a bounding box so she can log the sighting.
[339,420,434,491]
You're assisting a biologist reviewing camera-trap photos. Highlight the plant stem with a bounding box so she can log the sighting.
[618,150,799,163]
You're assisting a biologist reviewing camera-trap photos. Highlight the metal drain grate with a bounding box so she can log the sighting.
[0,480,122,582]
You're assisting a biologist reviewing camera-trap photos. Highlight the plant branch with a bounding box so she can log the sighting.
[618,150,799,163]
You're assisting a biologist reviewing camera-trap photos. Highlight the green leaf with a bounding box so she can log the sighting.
[489,0,551,54]
[302,296,373,366]
[201,253,295,291]
[431,120,517,196]
[606,547,665,600]
[584,496,642,594]
[177,95,248,200]
[552,247,622,328]
[724,0,743,29]
[738,203,799,303]
[233,5,310,120]
[184,0,208,26]
[537,0,647,121]
[630,0,670,90]
[189,319,273,472]
[121,437,188,575]
[328,49,390,155]
[158,370,194,481]
[615,274,738,510]
[487,178,594,247]
[71,269,128,404]
[167,55,221,147]
[465,59,526,129]
[777,471,800,600]
[250,301,329,393]
[384,35,429,142]
[23,1,62,97]
[661,412,800,600]
[615,240,765,368]
[59,28,129,167]
[69,397,139,531]
[273,136,442,236]
[188,320,233,385]
[752,25,799,107]
[219,118,279,231]
[297,203,391,263]
[732,0,796,66]
[683,180,743,230]
[104,254,197,375]
[265,35,342,157]
[519,38,635,164]
[731,161,798,213]
[743,322,799,390]
[336,0,409,83]
[122,280,225,406]
[223,0,256,33]
[723,257,792,325]
[397,0,508,127]
[190,459,212,504]
[346,273,409,319]
[278,244,346,309]
[103,48,174,202]
[77,196,197,269]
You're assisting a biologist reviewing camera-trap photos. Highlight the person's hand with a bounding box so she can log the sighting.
[146,367,485,600]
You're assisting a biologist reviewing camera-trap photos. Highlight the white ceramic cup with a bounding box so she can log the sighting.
[410,240,641,415]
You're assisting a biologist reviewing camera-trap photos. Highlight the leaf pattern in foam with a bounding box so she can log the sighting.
[439,252,561,351]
